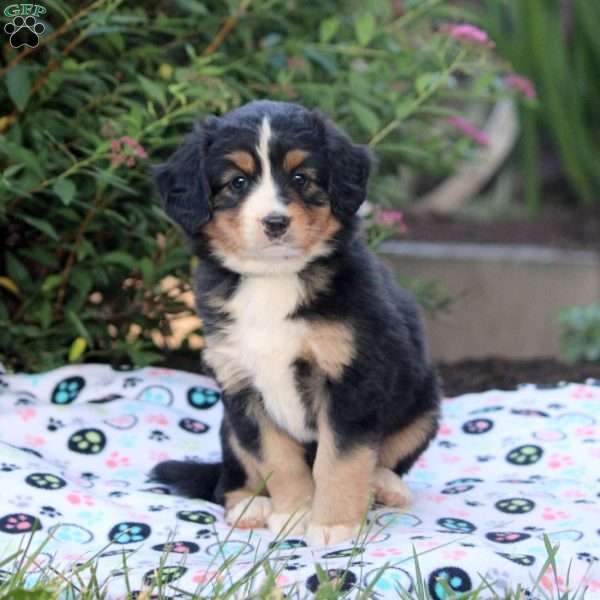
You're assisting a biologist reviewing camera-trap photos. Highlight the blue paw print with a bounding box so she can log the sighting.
[437,517,476,533]
[108,522,151,544]
[136,386,173,407]
[187,386,220,409]
[428,567,472,599]
[50,523,93,544]
[51,377,85,405]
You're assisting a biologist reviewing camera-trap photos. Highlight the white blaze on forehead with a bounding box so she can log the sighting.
[241,117,286,244]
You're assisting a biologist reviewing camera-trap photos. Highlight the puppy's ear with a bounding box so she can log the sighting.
[152,120,216,237]
[323,118,372,219]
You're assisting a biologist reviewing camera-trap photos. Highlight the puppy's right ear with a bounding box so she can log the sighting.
[152,121,215,237]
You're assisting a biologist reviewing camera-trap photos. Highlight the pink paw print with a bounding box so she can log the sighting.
[438,424,452,436]
[18,407,37,421]
[547,453,574,469]
[571,386,595,400]
[1,513,38,532]
[371,547,404,558]
[541,507,569,521]
[105,451,131,469]
[66,491,95,507]
[147,414,169,426]
[441,454,461,464]
[24,434,45,448]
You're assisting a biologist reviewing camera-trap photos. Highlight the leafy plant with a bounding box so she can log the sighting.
[559,304,600,363]
[1,0,502,372]
[483,0,600,213]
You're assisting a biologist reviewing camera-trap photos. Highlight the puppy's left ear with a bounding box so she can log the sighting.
[323,118,373,219]
[152,120,216,237]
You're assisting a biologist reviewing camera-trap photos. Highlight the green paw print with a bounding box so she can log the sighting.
[176,510,216,525]
[143,565,187,586]
[25,473,66,490]
[51,377,85,405]
[506,444,543,466]
[495,497,535,514]
[68,429,106,455]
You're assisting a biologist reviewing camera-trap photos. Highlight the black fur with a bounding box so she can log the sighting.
[150,100,441,506]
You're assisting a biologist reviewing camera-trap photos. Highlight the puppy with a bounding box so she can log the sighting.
[151,100,441,546]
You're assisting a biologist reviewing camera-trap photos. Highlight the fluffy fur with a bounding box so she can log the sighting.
[151,100,441,546]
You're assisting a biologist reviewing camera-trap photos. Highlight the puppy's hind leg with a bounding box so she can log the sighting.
[377,410,439,507]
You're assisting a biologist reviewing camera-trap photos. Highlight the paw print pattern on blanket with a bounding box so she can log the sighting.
[0,365,599,597]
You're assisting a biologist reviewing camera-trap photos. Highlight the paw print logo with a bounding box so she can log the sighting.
[436,517,476,533]
[143,565,187,586]
[306,569,357,593]
[363,566,413,594]
[40,506,61,518]
[541,507,569,521]
[0,463,20,472]
[0,513,42,534]
[462,418,493,434]
[108,522,151,544]
[577,552,599,564]
[496,552,536,566]
[187,386,221,410]
[149,430,169,442]
[176,510,216,525]
[47,417,65,432]
[66,491,95,507]
[51,377,85,405]
[136,385,173,407]
[50,523,94,544]
[441,484,474,495]
[179,417,209,434]
[152,541,199,554]
[4,16,46,49]
[195,528,216,540]
[495,497,535,514]
[105,451,131,469]
[428,566,472,599]
[485,531,531,544]
[547,453,574,469]
[25,473,67,490]
[67,428,106,454]
[506,444,543,466]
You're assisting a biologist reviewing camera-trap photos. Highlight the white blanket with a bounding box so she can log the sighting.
[0,364,599,598]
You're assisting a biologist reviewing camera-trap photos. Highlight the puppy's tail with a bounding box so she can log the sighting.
[150,460,221,502]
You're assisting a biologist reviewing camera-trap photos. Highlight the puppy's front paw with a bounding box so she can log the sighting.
[226,496,272,529]
[373,467,412,507]
[268,508,310,536]
[306,522,361,547]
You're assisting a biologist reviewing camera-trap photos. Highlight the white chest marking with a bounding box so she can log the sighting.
[225,275,315,441]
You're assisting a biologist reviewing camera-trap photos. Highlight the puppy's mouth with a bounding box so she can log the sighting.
[245,242,303,260]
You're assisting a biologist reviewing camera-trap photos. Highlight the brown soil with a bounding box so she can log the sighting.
[403,207,600,253]
[437,357,600,397]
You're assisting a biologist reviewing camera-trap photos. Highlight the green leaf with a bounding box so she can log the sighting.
[6,65,31,111]
[66,309,90,342]
[102,251,137,270]
[20,215,59,241]
[355,13,376,46]
[6,252,31,289]
[349,101,380,135]
[53,178,76,205]
[138,75,167,107]
[42,274,62,293]
[68,336,87,362]
[319,17,340,43]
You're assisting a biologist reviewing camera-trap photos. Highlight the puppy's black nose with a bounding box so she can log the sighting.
[262,213,290,238]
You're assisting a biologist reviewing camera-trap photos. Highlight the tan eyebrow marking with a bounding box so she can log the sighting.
[226,151,255,174]
[283,149,309,172]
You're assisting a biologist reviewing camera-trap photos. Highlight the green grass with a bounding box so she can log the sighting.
[0,505,593,599]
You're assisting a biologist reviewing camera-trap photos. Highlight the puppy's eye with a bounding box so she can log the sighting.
[291,173,308,189]
[229,175,249,191]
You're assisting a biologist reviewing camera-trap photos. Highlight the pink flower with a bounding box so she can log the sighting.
[504,74,536,99]
[109,135,148,168]
[447,116,490,146]
[375,209,408,232]
[443,23,493,46]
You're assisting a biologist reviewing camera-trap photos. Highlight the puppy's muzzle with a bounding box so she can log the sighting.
[262,213,290,239]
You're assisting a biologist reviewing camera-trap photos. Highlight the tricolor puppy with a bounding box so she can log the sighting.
[151,100,441,546]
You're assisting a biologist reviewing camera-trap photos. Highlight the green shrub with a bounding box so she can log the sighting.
[1,0,501,372]
[483,0,600,212]
[559,304,600,363]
